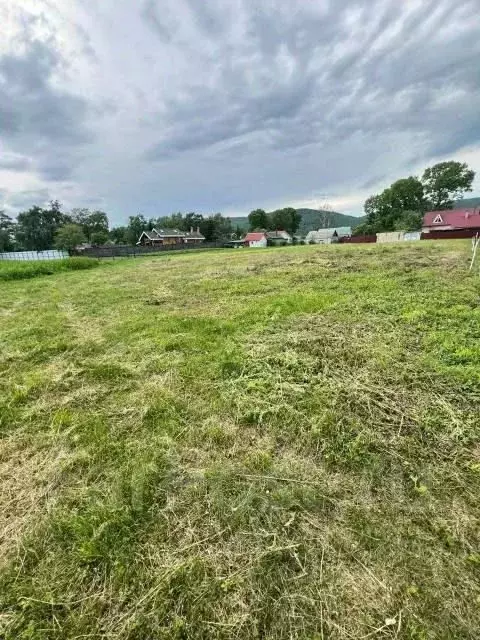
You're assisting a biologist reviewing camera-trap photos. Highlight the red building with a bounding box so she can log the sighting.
[422,209,480,236]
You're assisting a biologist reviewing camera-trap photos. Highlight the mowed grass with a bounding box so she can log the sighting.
[0,241,479,639]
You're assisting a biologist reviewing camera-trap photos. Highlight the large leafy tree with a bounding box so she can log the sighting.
[385,177,425,215]
[200,213,233,241]
[109,226,129,244]
[364,177,425,232]
[71,208,109,241]
[0,211,15,251]
[270,207,302,234]
[422,161,475,210]
[233,225,244,239]
[54,224,86,251]
[154,212,185,230]
[90,230,109,245]
[361,173,430,233]
[248,209,269,231]
[184,212,204,231]
[16,200,70,250]
[393,210,424,232]
[126,215,147,244]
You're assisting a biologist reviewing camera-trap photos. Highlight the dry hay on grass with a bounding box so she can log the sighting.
[0,438,76,567]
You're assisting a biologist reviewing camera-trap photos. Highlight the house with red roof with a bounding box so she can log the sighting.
[422,208,480,234]
[243,232,268,248]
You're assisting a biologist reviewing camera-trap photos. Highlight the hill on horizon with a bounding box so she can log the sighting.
[454,197,480,209]
[228,208,364,234]
[228,198,480,234]
[296,209,364,233]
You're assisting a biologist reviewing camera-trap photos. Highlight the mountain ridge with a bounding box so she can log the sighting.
[228,208,365,233]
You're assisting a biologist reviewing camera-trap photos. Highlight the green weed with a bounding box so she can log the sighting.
[0,257,100,281]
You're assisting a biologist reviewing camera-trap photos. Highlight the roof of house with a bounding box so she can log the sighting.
[265,230,291,239]
[152,228,186,237]
[138,230,160,241]
[423,209,480,229]
[184,230,205,239]
[244,232,267,242]
[306,229,337,239]
[332,226,352,236]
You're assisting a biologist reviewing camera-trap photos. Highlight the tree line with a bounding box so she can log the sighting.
[122,212,242,245]
[247,207,302,234]
[354,161,476,236]
[0,205,242,252]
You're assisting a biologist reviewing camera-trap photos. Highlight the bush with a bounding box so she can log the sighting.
[0,258,100,281]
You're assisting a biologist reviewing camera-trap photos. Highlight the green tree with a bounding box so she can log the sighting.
[109,226,129,244]
[211,213,233,240]
[248,209,269,231]
[54,224,86,251]
[126,215,147,244]
[155,212,185,230]
[71,208,109,241]
[393,210,423,232]
[233,225,244,239]
[90,230,109,245]
[352,222,377,236]
[184,212,204,232]
[16,201,70,250]
[422,161,475,210]
[0,211,15,251]
[197,213,228,241]
[386,177,425,215]
[362,176,426,233]
[270,207,302,234]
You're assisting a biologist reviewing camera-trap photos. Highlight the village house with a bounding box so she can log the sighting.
[305,227,351,245]
[244,232,268,248]
[265,230,292,245]
[137,227,205,246]
[422,209,480,235]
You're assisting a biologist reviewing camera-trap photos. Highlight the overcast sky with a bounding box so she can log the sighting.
[1,0,480,224]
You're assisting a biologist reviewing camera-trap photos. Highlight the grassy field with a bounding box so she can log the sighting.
[0,242,479,639]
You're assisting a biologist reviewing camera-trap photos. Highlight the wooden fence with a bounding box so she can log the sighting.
[72,242,224,259]
[421,229,480,240]
[339,235,377,243]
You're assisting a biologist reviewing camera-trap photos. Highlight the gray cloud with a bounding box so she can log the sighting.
[1,0,479,220]
[141,0,176,43]
[0,30,92,182]
[7,189,51,209]
[143,0,480,169]
[0,154,31,171]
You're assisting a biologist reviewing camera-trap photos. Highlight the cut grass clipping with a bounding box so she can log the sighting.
[0,257,100,281]
[0,241,479,639]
